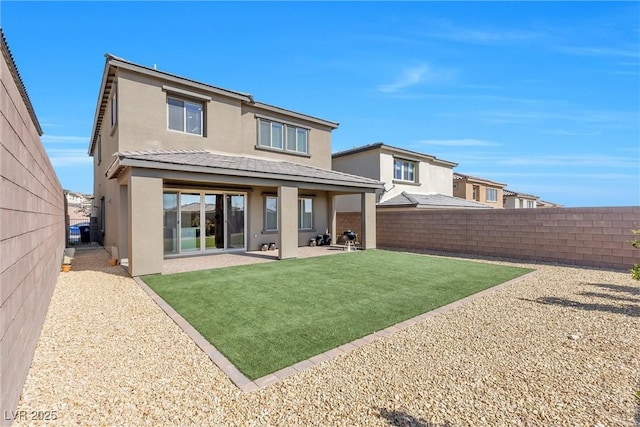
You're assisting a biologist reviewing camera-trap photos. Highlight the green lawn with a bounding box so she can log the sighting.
[142,250,532,380]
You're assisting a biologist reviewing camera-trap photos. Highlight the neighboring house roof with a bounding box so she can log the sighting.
[332,143,457,169]
[88,54,339,156]
[537,200,562,208]
[503,189,539,200]
[453,172,506,188]
[106,150,384,189]
[0,29,42,135]
[378,192,492,209]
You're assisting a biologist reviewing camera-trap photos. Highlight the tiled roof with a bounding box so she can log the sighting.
[332,143,457,168]
[108,150,383,189]
[453,172,506,187]
[379,192,492,209]
[503,189,539,199]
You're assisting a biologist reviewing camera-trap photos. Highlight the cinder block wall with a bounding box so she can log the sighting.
[1,32,65,420]
[335,211,362,242]
[337,207,640,270]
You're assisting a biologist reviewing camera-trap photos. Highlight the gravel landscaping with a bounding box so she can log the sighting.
[14,247,640,426]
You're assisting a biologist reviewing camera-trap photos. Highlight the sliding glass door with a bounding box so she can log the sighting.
[163,191,246,256]
[226,195,245,249]
[180,193,201,252]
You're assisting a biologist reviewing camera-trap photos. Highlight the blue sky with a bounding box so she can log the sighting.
[2,1,638,207]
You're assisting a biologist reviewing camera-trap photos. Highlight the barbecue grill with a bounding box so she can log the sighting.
[343,230,357,251]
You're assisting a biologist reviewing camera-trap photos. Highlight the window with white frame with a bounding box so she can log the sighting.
[487,188,498,202]
[96,135,102,165]
[110,84,118,128]
[472,185,480,201]
[298,198,313,230]
[526,200,535,208]
[258,118,308,154]
[168,97,203,136]
[394,159,416,182]
[264,196,278,231]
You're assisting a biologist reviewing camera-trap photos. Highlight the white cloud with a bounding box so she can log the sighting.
[45,148,92,167]
[377,64,454,93]
[418,139,499,147]
[423,21,540,44]
[557,46,639,58]
[41,135,89,144]
[49,156,93,167]
[496,154,637,169]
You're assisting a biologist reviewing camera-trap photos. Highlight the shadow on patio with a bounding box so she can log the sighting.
[162,245,353,274]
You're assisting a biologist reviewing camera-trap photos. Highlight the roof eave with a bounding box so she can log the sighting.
[110,157,384,190]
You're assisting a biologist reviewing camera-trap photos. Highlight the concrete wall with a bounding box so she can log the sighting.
[337,207,639,270]
[1,33,65,421]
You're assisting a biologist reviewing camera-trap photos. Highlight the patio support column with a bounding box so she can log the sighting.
[118,184,128,261]
[128,174,163,276]
[278,185,298,259]
[361,191,377,249]
[328,193,337,245]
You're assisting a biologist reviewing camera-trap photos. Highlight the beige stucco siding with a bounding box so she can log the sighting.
[116,70,243,154]
[112,69,334,169]
[332,149,381,181]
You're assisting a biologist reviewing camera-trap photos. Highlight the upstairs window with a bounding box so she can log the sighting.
[168,97,203,136]
[258,118,309,154]
[487,188,498,202]
[394,159,416,182]
[526,200,535,208]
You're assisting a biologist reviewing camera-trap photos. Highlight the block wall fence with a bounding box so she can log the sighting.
[337,207,640,270]
[1,33,65,422]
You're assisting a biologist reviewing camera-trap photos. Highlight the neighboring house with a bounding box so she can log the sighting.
[503,189,539,209]
[453,172,506,208]
[88,54,382,276]
[537,199,563,208]
[332,143,484,210]
[64,190,92,220]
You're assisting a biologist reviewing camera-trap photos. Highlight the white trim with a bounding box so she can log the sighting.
[162,84,212,102]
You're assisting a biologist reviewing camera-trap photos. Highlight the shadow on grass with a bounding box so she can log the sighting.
[377,408,452,427]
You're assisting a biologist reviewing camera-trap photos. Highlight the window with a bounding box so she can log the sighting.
[96,135,102,165]
[453,183,458,190]
[110,85,118,128]
[168,97,203,136]
[487,188,498,202]
[100,196,105,233]
[472,185,480,201]
[258,118,308,154]
[394,159,415,182]
[264,196,278,231]
[298,198,313,230]
[526,200,535,208]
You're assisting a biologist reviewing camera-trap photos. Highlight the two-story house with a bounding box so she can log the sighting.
[88,55,382,276]
[452,172,506,208]
[503,189,539,209]
[332,143,489,210]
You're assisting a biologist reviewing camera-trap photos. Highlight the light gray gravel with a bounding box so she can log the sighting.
[14,248,640,426]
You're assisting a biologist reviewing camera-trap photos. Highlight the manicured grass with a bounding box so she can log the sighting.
[142,250,532,380]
